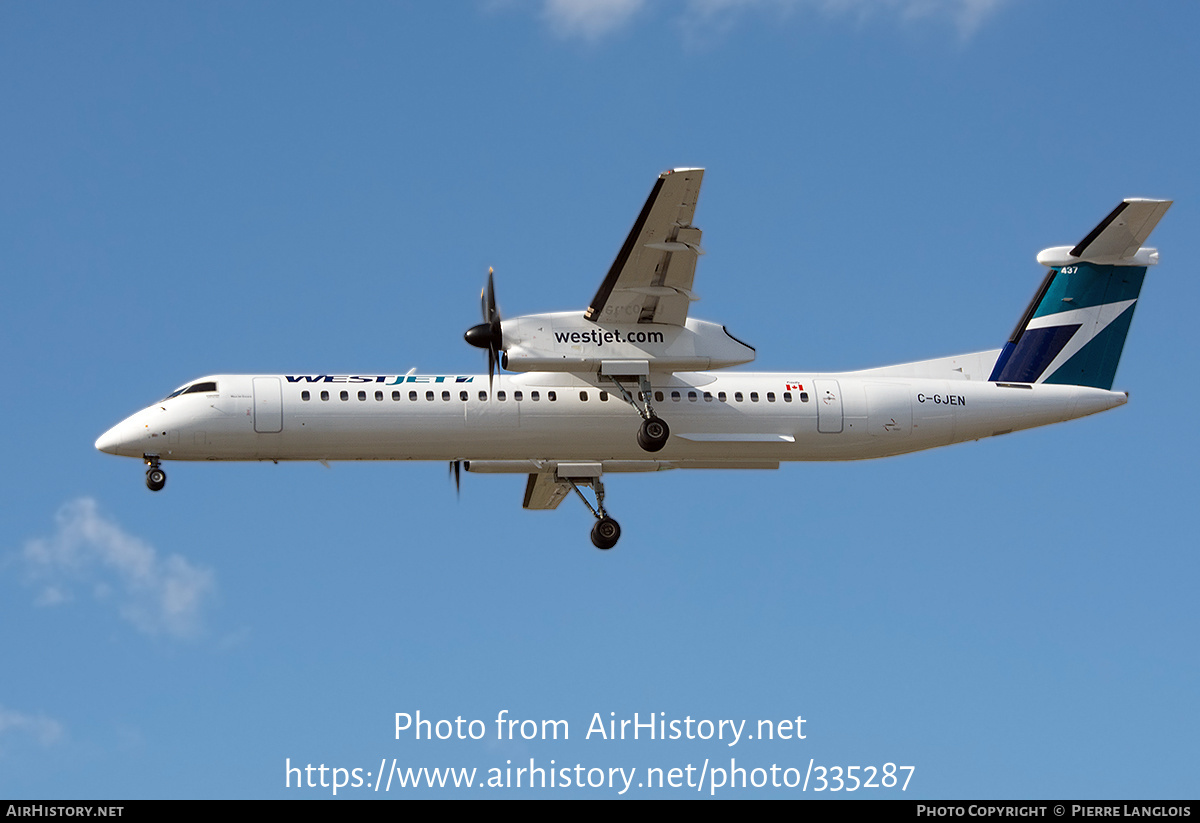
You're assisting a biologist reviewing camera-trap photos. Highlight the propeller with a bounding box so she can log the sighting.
[449,460,463,497]
[464,267,503,390]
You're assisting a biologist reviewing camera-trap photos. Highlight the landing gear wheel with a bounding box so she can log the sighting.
[146,468,166,492]
[636,416,670,452]
[590,516,621,550]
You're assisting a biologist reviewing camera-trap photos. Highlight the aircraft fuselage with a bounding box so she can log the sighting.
[96,370,1126,465]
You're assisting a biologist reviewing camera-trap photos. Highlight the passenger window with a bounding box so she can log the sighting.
[531,391,540,401]
[515,391,523,401]
[340,391,349,401]
[498,391,507,401]
[301,391,310,401]
[579,391,588,401]
[800,391,810,402]
[655,391,664,402]
[375,391,383,401]
[478,391,487,401]
[735,392,743,402]
[671,391,681,401]
[718,392,727,402]
[321,391,330,401]
[750,392,759,402]
[358,390,366,401]
[548,391,557,401]
[688,391,697,402]
[460,391,469,401]
[783,392,792,402]
[409,391,418,401]
[767,392,776,402]
[426,391,434,401]
[704,392,713,402]
[392,391,401,400]
[599,391,607,401]
[441,391,450,401]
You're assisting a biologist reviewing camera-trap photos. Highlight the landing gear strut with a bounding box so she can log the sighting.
[606,375,669,453]
[144,455,166,492]
[567,474,621,550]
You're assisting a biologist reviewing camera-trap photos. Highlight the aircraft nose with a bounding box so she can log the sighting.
[95,425,122,455]
[95,416,146,456]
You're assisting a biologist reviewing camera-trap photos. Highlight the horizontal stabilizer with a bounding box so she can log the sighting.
[1038,199,1172,267]
[1070,199,1172,260]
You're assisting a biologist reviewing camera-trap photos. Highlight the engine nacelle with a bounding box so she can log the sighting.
[501,312,755,374]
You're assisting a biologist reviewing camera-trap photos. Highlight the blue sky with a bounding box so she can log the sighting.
[2,0,1197,799]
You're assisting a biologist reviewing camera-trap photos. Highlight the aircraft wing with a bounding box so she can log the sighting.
[584,168,705,327]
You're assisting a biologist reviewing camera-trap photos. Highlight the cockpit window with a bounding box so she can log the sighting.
[165,381,218,400]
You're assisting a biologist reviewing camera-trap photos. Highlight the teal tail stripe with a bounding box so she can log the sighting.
[989,263,1146,390]
[1041,298,1139,389]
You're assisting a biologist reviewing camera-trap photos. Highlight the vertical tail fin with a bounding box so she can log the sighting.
[989,199,1171,390]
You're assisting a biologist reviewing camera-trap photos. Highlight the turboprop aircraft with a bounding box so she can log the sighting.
[96,168,1171,549]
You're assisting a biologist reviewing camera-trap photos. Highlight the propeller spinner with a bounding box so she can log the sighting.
[464,267,503,389]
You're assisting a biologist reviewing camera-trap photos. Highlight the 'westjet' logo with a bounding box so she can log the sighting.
[285,375,475,384]
[554,329,664,346]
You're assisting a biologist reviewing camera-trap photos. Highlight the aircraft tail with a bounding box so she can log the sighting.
[988,199,1171,390]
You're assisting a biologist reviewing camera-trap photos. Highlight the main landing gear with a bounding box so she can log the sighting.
[591,517,621,551]
[637,416,670,452]
[144,455,166,492]
[566,474,621,550]
[606,375,669,453]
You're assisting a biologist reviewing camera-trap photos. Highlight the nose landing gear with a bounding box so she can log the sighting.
[144,455,166,492]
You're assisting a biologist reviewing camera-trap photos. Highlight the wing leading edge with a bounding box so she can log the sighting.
[584,168,705,327]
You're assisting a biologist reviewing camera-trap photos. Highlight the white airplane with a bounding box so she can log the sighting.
[96,169,1171,549]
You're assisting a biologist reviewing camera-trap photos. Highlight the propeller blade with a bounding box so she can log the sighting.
[450,460,462,497]
[485,267,497,323]
[465,267,503,393]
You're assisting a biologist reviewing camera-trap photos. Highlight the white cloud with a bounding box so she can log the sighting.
[0,705,64,748]
[534,0,1009,40]
[542,0,647,40]
[893,0,1010,38]
[19,498,216,639]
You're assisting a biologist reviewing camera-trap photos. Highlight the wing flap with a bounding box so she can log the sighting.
[522,473,572,510]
